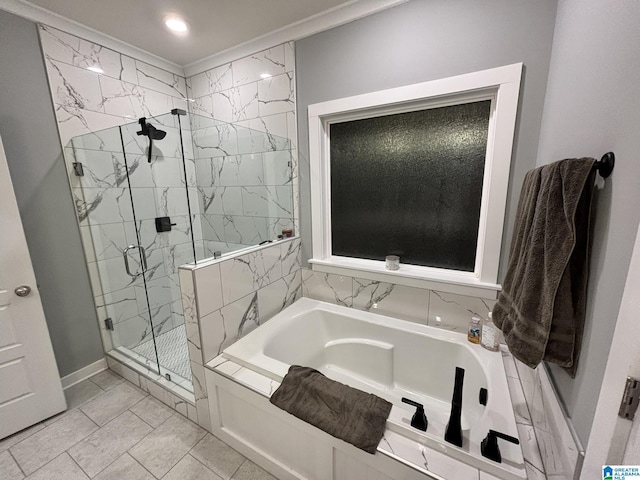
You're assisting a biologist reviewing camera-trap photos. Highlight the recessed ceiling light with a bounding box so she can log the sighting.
[260,73,272,79]
[87,65,104,74]
[164,16,189,34]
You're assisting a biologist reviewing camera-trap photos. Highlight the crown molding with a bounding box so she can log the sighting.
[0,0,185,76]
[1,0,408,79]
[182,0,408,77]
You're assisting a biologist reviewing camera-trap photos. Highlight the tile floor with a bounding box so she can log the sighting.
[0,369,276,480]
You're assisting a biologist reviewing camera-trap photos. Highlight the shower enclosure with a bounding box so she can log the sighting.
[66,110,293,392]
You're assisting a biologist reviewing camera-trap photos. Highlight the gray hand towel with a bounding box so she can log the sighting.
[493,158,596,377]
[269,365,392,454]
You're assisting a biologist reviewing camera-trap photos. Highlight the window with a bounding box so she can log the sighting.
[308,64,522,297]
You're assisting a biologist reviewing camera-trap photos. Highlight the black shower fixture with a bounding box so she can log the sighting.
[137,117,167,163]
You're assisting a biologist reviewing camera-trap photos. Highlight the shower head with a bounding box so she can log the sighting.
[137,117,167,163]
[137,118,167,140]
[146,124,167,140]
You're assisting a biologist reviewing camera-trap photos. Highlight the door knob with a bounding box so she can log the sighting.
[14,285,32,297]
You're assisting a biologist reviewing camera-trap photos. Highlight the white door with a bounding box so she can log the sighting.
[0,135,66,439]
[582,219,640,476]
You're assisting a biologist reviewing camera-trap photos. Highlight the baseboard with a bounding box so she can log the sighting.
[60,358,107,389]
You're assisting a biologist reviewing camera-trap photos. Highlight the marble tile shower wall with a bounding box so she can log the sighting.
[38,26,299,362]
[300,269,497,331]
[39,24,202,357]
[179,237,301,430]
[186,43,298,254]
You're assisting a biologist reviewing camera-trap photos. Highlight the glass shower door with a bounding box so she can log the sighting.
[67,123,161,375]
[120,111,195,389]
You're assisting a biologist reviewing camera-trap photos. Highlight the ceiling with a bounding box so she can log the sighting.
[27,0,353,66]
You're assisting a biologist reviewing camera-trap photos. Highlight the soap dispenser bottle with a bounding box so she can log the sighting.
[481,312,499,352]
[468,316,481,344]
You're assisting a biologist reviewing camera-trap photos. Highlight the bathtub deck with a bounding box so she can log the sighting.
[205,347,545,480]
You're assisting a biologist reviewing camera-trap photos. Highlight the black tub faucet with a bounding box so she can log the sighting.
[445,367,465,447]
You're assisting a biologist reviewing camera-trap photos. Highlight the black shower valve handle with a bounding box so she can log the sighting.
[401,397,428,432]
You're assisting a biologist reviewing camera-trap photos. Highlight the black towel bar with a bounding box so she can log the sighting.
[594,152,615,178]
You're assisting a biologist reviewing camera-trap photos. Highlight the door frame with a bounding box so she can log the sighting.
[582,219,640,475]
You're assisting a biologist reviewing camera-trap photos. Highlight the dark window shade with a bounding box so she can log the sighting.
[329,100,491,272]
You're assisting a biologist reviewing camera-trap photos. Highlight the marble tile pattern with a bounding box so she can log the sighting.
[40,25,200,389]
[516,358,584,479]
[300,268,497,332]
[181,238,302,430]
[189,238,301,366]
[0,371,272,480]
[186,42,298,250]
[41,25,299,438]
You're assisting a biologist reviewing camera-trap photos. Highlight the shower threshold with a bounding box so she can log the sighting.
[115,325,193,392]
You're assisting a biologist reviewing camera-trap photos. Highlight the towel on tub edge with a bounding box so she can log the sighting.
[269,365,392,454]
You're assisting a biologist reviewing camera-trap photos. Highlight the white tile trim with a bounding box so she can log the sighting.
[183,0,408,76]
[60,357,107,389]
[0,0,184,76]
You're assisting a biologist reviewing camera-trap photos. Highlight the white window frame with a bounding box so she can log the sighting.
[308,63,523,298]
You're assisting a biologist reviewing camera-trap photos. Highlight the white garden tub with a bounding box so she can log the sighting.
[219,298,526,479]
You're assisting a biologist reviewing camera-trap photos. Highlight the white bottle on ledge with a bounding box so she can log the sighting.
[481,311,499,352]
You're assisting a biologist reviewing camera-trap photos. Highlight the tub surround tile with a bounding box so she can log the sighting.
[524,462,547,480]
[216,293,260,357]
[9,410,98,475]
[378,430,480,480]
[190,361,211,431]
[428,290,496,332]
[302,269,353,307]
[194,264,224,317]
[200,310,226,364]
[280,237,301,275]
[180,269,202,364]
[219,249,282,305]
[351,278,429,324]
[129,414,206,478]
[257,270,302,322]
[516,423,544,473]
[213,360,243,378]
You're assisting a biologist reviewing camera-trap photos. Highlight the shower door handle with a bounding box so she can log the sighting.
[138,246,148,272]
[123,245,146,278]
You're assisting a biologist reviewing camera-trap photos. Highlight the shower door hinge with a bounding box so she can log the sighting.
[72,162,84,176]
[619,376,640,420]
[104,318,114,331]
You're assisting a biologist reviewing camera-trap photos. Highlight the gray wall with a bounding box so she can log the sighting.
[535,0,640,446]
[0,10,104,377]
[295,0,558,277]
